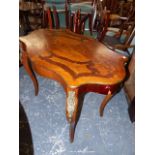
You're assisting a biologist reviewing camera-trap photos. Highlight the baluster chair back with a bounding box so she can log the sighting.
[69,0,97,35]
[44,1,69,29]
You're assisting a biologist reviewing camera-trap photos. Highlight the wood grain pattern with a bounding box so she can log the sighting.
[20,29,127,142]
[20,29,126,86]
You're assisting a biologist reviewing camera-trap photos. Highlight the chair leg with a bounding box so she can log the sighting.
[70,14,73,31]
[47,8,53,29]
[88,14,93,35]
[65,3,69,29]
[99,90,113,117]
[22,52,39,96]
[66,89,85,143]
[53,5,60,29]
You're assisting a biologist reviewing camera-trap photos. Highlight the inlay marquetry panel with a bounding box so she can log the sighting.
[20,29,126,87]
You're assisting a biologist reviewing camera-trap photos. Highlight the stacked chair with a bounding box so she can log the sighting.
[68,0,96,35]
[44,0,69,29]
[45,0,96,35]
[96,0,135,59]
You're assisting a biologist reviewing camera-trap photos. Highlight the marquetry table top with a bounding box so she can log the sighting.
[19,29,126,88]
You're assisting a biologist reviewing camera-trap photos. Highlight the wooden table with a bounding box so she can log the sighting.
[19,29,127,142]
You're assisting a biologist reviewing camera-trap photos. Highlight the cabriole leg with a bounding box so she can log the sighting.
[22,52,39,96]
[66,89,85,143]
[100,90,113,117]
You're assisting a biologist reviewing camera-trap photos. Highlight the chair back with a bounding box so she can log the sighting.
[97,9,110,41]
[45,1,69,29]
[99,0,119,14]
[46,7,53,29]
[71,9,90,34]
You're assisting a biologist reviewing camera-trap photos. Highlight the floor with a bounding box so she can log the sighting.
[19,67,135,155]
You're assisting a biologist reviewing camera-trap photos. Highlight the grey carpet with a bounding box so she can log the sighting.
[19,67,135,155]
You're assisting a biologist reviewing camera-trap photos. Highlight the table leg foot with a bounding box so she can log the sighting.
[66,89,85,142]
[69,122,76,143]
[99,90,113,117]
[22,52,39,96]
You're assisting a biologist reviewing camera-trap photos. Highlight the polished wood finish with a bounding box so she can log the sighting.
[97,8,135,57]
[20,29,127,142]
[53,5,60,29]
[47,7,53,29]
[65,3,69,29]
[100,90,113,117]
[102,0,119,14]
[71,11,91,34]
[20,42,39,96]
[96,0,134,37]
[45,2,69,29]
[69,0,95,35]
[98,11,110,42]
[71,9,90,34]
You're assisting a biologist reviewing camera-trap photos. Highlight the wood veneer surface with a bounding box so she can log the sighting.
[20,29,126,88]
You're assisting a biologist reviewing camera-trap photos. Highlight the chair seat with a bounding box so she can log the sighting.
[104,35,121,47]
[70,3,94,14]
[103,43,130,58]
[103,28,127,43]
[102,35,132,57]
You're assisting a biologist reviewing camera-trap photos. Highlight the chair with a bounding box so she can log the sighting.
[100,25,135,58]
[19,28,127,142]
[95,0,119,27]
[96,0,134,30]
[101,0,119,14]
[118,1,135,38]
[21,0,45,31]
[96,0,135,57]
[70,9,90,34]
[44,0,69,29]
[68,0,96,35]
